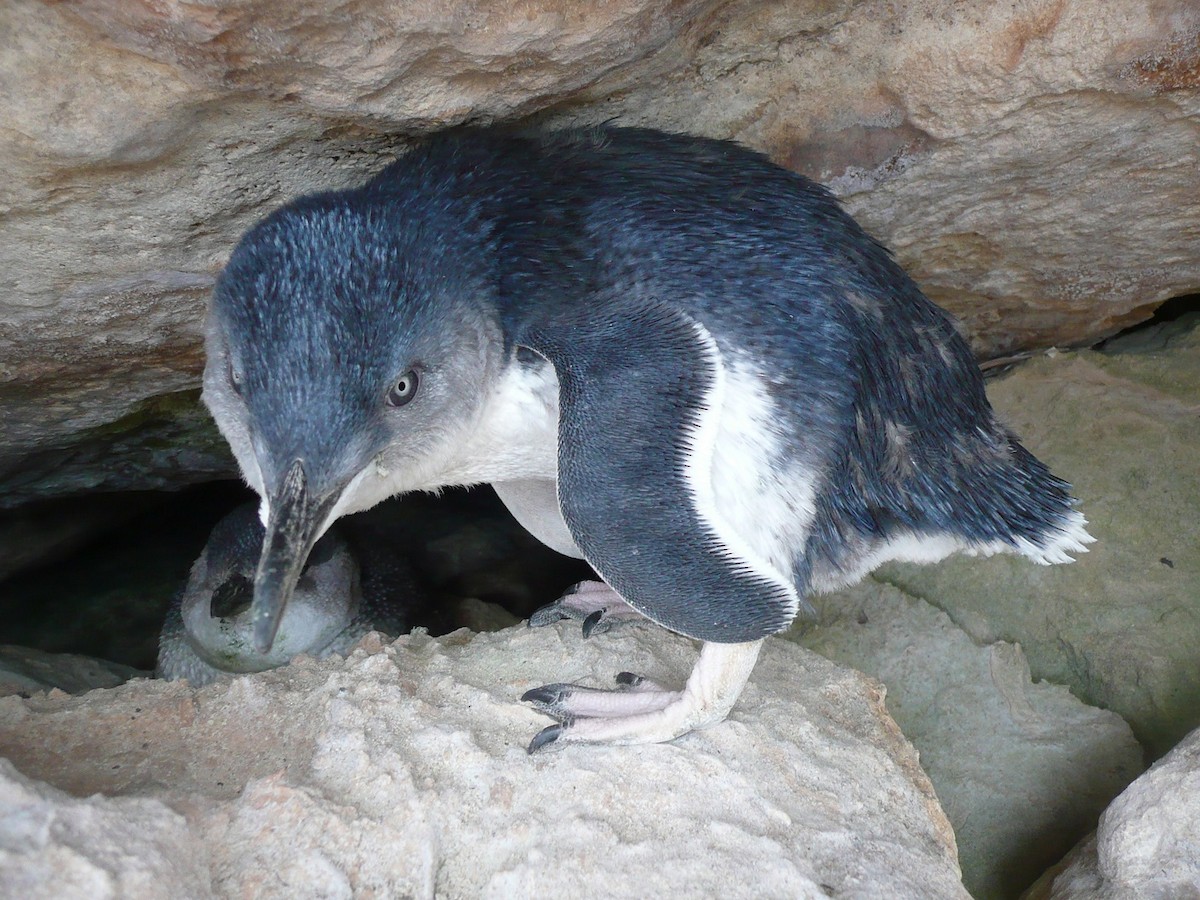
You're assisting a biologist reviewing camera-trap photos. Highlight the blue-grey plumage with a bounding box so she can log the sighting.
[203,125,1092,749]
[156,503,419,686]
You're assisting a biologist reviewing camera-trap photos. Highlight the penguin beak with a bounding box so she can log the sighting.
[250,458,343,653]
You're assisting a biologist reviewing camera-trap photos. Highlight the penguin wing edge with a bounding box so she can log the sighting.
[528,302,802,644]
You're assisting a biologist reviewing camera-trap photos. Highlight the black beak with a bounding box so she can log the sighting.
[251,459,343,652]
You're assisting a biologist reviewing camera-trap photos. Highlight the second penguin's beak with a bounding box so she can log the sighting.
[251,459,344,653]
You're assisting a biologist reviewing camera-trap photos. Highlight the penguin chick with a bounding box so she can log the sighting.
[202,125,1093,750]
[156,503,413,685]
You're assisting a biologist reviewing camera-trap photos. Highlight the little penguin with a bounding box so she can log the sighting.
[156,503,417,686]
[202,125,1094,751]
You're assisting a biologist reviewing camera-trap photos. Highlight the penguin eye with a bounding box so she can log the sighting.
[386,369,419,408]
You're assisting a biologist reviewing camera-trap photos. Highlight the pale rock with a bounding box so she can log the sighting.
[0,0,715,501]
[1025,725,1200,899]
[793,581,1144,899]
[572,0,1200,357]
[0,758,212,900]
[0,625,969,898]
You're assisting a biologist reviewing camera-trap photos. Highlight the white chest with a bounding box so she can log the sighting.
[445,356,562,486]
[336,355,562,521]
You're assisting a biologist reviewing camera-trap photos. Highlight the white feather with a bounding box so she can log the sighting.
[808,512,1096,594]
[681,323,812,619]
[1012,508,1096,565]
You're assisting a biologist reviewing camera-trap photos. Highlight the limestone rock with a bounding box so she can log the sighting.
[573,0,1200,357]
[0,646,144,698]
[0,625,969,898]
[3,0,1198,503]
[0,758,212,900]
[874,315,1200,756]
[793,581,1144,899]
[1026,725,1200,899]
[0,0,715,503]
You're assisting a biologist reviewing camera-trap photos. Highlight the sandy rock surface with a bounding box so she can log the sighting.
[0,625,968,898]
[794,581,1143,898]
[2,0,1197,503]
[1026,725,1200,899]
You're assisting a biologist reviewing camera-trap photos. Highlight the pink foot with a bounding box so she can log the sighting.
[522,640,764,752]
[528,580,646,637]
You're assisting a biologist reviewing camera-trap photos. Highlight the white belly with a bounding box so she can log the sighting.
[492,478,583,558]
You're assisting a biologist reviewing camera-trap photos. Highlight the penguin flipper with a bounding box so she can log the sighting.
[521,302,805,747]
[530,300,803,642]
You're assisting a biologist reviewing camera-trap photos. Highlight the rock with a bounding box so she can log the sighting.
[0,0,714,503]
[3,0,1198,504]
[450,596,524,633]
[0,646,144,697]
[874,315,1200,756]
[0,758,212,900]
[793,581,1144,899]
[0,626,969,898]
[1025,725,1200,899]
[0,392,235,509]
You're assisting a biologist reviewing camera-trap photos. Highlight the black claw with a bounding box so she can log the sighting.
[521,684,568,706]
[527,724,563,754]
[615,671,645,687]
[581,609,605,638]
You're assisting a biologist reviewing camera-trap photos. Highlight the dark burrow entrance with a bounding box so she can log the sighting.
[0,482,594,673]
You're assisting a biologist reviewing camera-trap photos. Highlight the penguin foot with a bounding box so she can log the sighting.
[522,639,764,752]
[527,580,644,637]
[522,671,674,719]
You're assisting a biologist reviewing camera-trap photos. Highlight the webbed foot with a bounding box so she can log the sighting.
[522,640,763,752]
[528,580,644,638]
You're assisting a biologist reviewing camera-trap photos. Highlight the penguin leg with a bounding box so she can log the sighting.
[523,640,763,751]
[525,302,813,749]
[528,580,645,637]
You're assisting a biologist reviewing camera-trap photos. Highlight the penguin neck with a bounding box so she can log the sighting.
[350,349,561,504]
[446,348,560,485]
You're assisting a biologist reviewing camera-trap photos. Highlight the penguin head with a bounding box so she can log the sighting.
[203,185,501,651]
[179,504,361,672]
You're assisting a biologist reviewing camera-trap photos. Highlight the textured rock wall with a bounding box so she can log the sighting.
[0,627,971,899]
[1,0,1197,503]
[795,581,1144,898]
[1027,724,1200,899]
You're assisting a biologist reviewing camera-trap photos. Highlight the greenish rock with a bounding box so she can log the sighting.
[871,315,1200,757]
[791,581,1143,899]
[0,390,234,509]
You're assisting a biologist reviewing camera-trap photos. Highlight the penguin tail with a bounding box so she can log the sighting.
[971,439,1096,566]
